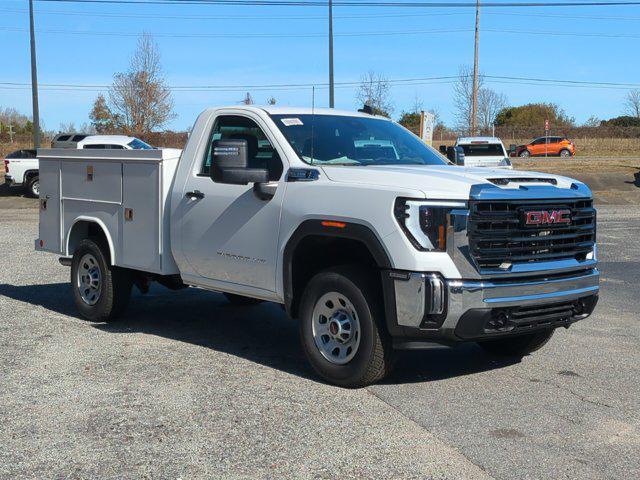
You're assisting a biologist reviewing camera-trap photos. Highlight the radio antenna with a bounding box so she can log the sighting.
[310,85,315,165]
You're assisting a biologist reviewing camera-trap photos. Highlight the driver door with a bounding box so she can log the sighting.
[179,113,286,296]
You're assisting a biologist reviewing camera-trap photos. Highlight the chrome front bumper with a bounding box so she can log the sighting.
[391,268,599,341]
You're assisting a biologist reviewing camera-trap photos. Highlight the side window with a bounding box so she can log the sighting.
[201,115,283,181]
[83,144,106,149]
[108,145,125,149]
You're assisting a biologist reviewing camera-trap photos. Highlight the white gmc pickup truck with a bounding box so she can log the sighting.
[36,106,599,387]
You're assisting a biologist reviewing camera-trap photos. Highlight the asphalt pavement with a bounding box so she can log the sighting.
[0,185,638,479]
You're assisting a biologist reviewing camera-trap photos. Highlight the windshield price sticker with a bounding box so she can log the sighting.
[281,118,304,126]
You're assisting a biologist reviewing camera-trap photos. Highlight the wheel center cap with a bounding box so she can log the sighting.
[329,320,339,335]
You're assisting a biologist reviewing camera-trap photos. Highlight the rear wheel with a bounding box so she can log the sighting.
[71,239,133,322]
[478,330,554,357]
[519,150,531,158]
[26,175,39,198]
[298,265,394,388]
[560,149,572,158]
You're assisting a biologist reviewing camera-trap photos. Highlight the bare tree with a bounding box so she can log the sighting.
[411,93,424,114]
[625,89,640,118]
[355,71,393,117]
[453,65,482,134]
[105,33,175,135]
[583,115,601,128]
[477,88,508,133]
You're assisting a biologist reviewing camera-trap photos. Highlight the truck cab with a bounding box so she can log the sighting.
[36,106,599,387]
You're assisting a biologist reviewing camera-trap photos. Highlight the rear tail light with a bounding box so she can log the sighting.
[3,159,8,174]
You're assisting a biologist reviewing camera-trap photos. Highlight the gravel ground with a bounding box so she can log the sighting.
[1,185,639,479]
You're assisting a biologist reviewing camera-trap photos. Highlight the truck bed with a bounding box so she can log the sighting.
[35,148,181,275]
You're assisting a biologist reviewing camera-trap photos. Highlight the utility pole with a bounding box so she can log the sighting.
[29,0,41,148]
[328,0,335,108]
[470,0,480,136]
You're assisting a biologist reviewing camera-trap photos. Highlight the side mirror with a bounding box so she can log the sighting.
[210,139,269,185]
[446,146,465,165]
[509,144,516,154]
[439,145,447,155]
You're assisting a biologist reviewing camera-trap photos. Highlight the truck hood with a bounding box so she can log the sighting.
[321,164,581,200]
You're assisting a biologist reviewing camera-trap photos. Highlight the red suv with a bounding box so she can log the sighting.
[516,136,575,158]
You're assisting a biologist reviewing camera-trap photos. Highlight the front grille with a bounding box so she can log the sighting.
[468,198,596,269]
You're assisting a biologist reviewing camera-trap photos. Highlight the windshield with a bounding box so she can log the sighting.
[270,114,447,166]
[459,143,505,157]
[128,138,154,150]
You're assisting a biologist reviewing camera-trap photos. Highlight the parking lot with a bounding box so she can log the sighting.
[1,177,639,479]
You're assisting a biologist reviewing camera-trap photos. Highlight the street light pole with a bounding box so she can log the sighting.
[29,0,41,148]
[471,0,480,136]
[328,0,335,108]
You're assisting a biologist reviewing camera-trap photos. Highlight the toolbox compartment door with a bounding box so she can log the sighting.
[38,159,62,253]
[121,162,161,272]
[61,160,122,204]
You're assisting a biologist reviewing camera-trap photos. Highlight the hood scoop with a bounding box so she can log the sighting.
[488,177,557,186]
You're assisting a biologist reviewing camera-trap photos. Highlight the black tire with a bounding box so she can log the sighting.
[223,292,263,306]
[298,265,394,388]
[519,150,531,158]
[478,329,554,357]
[26,175,39,198]
[559,149,572,158]
[71,239,133,322]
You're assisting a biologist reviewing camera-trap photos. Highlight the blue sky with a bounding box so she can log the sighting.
[3,0,640,131]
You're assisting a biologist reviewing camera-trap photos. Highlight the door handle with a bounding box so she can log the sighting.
[185,190,205,200]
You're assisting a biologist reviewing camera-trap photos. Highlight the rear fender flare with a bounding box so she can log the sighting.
[66,216,116,265]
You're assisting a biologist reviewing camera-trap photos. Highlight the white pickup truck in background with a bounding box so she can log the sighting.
[35,106,599,387]
[454,136,513,169]
[3,135,157,198]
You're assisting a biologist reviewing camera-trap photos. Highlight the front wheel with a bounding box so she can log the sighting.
[298,266,394,388]
[71,239,133,322]
[478,330,554,357]
[560,149,572,158]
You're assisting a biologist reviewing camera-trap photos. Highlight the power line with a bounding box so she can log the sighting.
[8,6,640,20]
[3,24,640,38]
[0,25,473,37]
[486,27,640,38]
[2,74,639,92]
[31,0,640,8]
[0,7,472,19]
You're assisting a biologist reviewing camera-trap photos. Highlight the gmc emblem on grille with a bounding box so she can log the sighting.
[524,209,572,226]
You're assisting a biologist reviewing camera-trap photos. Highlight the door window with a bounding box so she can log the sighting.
[201,115,283,181]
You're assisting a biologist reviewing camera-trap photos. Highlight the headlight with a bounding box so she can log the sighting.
[394,199,466,251]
